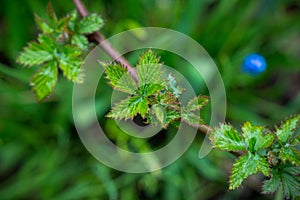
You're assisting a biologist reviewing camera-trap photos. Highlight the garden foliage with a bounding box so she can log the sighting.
[15,2,300,199]
[17,3,103,101]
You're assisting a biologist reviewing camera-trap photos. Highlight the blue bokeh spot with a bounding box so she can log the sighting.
[242,53,267,75]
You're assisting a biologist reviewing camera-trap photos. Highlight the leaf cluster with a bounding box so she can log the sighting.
[17,3,103,101]
[210,115,300,199]
[105,50,209,129]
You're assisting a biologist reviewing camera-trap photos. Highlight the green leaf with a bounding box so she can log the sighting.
[165,109,180,125]
[140,83,163,96]
[209,124,246,151]
[59,60,82,83]
[131,96,149,118]
[148,106,180,128]
[35,10,69,35]
[68,10,78,32]
[165,74,183,98]
[71,34,89,50]
[258,134,274,150]
[229,153,270,190]
[105,62,126,85]
[37,35,57,52]
[281,168,300,199]
[105,63,137,94]
[291,134,300,145]
[60,43,82,58]
[185,96,209,112]
[262,171,281,194]
[178,96,209,128]
[137,50,163,86]
[57,45,83,83]
[107,96,149,120]
[55,17,70,31]
[276,115,300,144]
[152,104,165,127]
[46,2,57,22]
[159,92,178,106]
[137,63,163,86]
[34,14,53,34]
[17,41,53,67]
[137,49,160,66]
[17,34,56,67]
[241,122,274,152]
[30,61,58,101]
[280,147,300,165]
[263,166,300,199]
[284,166,300,175]
[77,13,103,34]
[181,110,204,127]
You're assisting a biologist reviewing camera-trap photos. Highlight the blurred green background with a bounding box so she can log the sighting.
[0,0,300,199]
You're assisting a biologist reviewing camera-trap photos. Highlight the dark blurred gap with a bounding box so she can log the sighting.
[147,129,168,148]
[133,114,148,127]
[0,53,12,66]
[0,162,22,185]
[286,1,300,13]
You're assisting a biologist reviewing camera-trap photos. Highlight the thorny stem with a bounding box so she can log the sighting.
[198,124,213,134]
[73,0,242,156]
